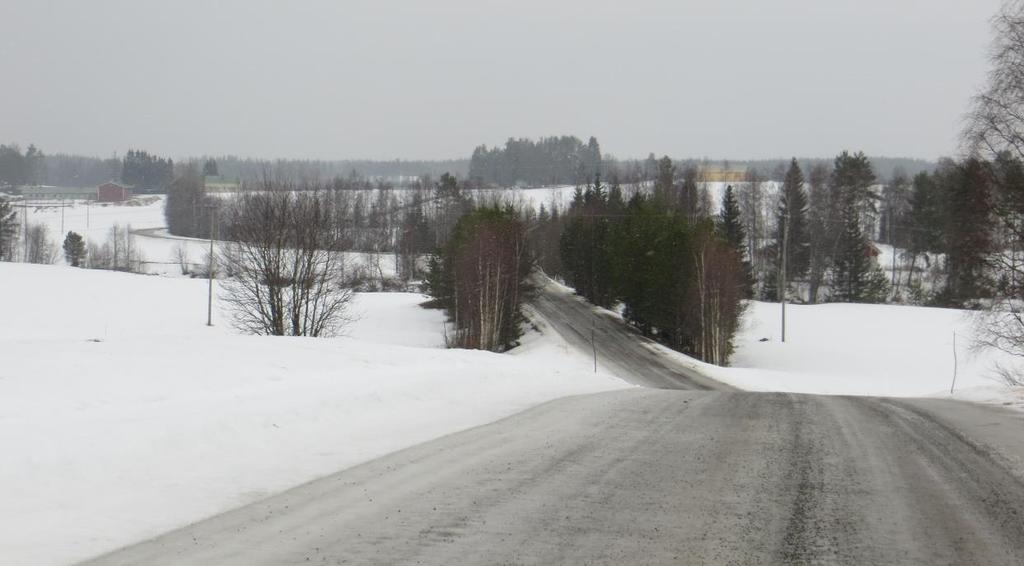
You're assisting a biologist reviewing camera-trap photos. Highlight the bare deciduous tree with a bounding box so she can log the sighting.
[739,168,768,295]
[689,225,746,365]
[965,0,1024,162]
[219,182,354,337]
[24,223,57,264]
[0,197,18,261]
[173,242,191,275]
[966,1,1024,368]
[429,205,530,352]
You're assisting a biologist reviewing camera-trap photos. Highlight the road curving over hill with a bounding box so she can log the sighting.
[528,276,729,391]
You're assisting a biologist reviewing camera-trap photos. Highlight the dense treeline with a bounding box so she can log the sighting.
[204,156,469,183]
[43,153,122,187]
[532,147,1024,315]
[0,145,174,189]
[880,155,1008,308]
[550,175,746,365]
[121,149,173,192]
[0,144,45,186]
[1,139,934,194]
[0,145,470,189]
[465,134,935,189]
[469,136,602,186]
[729,157,935,183]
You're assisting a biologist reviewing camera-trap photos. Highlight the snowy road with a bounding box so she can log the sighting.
[78,280,1024,565]
[81,390,1024,565]
[528,277,729,391]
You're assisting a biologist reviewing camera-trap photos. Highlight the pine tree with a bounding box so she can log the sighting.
[63,231,86,267]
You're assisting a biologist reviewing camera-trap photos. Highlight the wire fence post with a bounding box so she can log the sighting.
[950,331,958,395]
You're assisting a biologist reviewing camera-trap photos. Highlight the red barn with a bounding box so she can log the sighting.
[97,182,131,202]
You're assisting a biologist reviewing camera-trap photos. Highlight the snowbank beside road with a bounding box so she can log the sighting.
[0,263,625,566]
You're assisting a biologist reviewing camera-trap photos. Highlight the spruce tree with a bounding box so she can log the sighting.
[63,231,86,267]
[830,192,889,303]
[718,185,752,297]
[907,171,944,255]
[654,156,675,205]
[830,150,879,223]
[826,151,888,302]
[680,166,700,222]
[718,185,745,252]
[940,158,993,306]
[776,158,811,285]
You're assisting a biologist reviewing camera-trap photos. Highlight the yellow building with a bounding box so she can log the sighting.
[699,168,748,183]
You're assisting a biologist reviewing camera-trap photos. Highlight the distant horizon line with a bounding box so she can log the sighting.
[13,145,941,166]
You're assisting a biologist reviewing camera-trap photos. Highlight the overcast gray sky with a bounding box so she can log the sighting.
[0,0,1005,161]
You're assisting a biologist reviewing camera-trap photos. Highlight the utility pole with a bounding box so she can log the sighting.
[890,212,897,288]
[23,201,29,261]
[206,204,217,327]
[589,212,598,372]
[780,202,790,343]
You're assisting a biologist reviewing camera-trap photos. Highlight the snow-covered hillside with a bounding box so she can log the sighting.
[0,262,626,566]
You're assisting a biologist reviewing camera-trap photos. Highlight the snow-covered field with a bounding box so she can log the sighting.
[648,300,1024,407]
[19,196,400,280]
[0,262,626,566]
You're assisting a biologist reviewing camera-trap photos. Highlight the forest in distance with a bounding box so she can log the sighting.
[0,138,931,190]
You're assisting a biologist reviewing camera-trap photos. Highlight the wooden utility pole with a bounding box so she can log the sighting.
[207,204,216,327]
[780,203,790,343]
[22,201,29,261]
